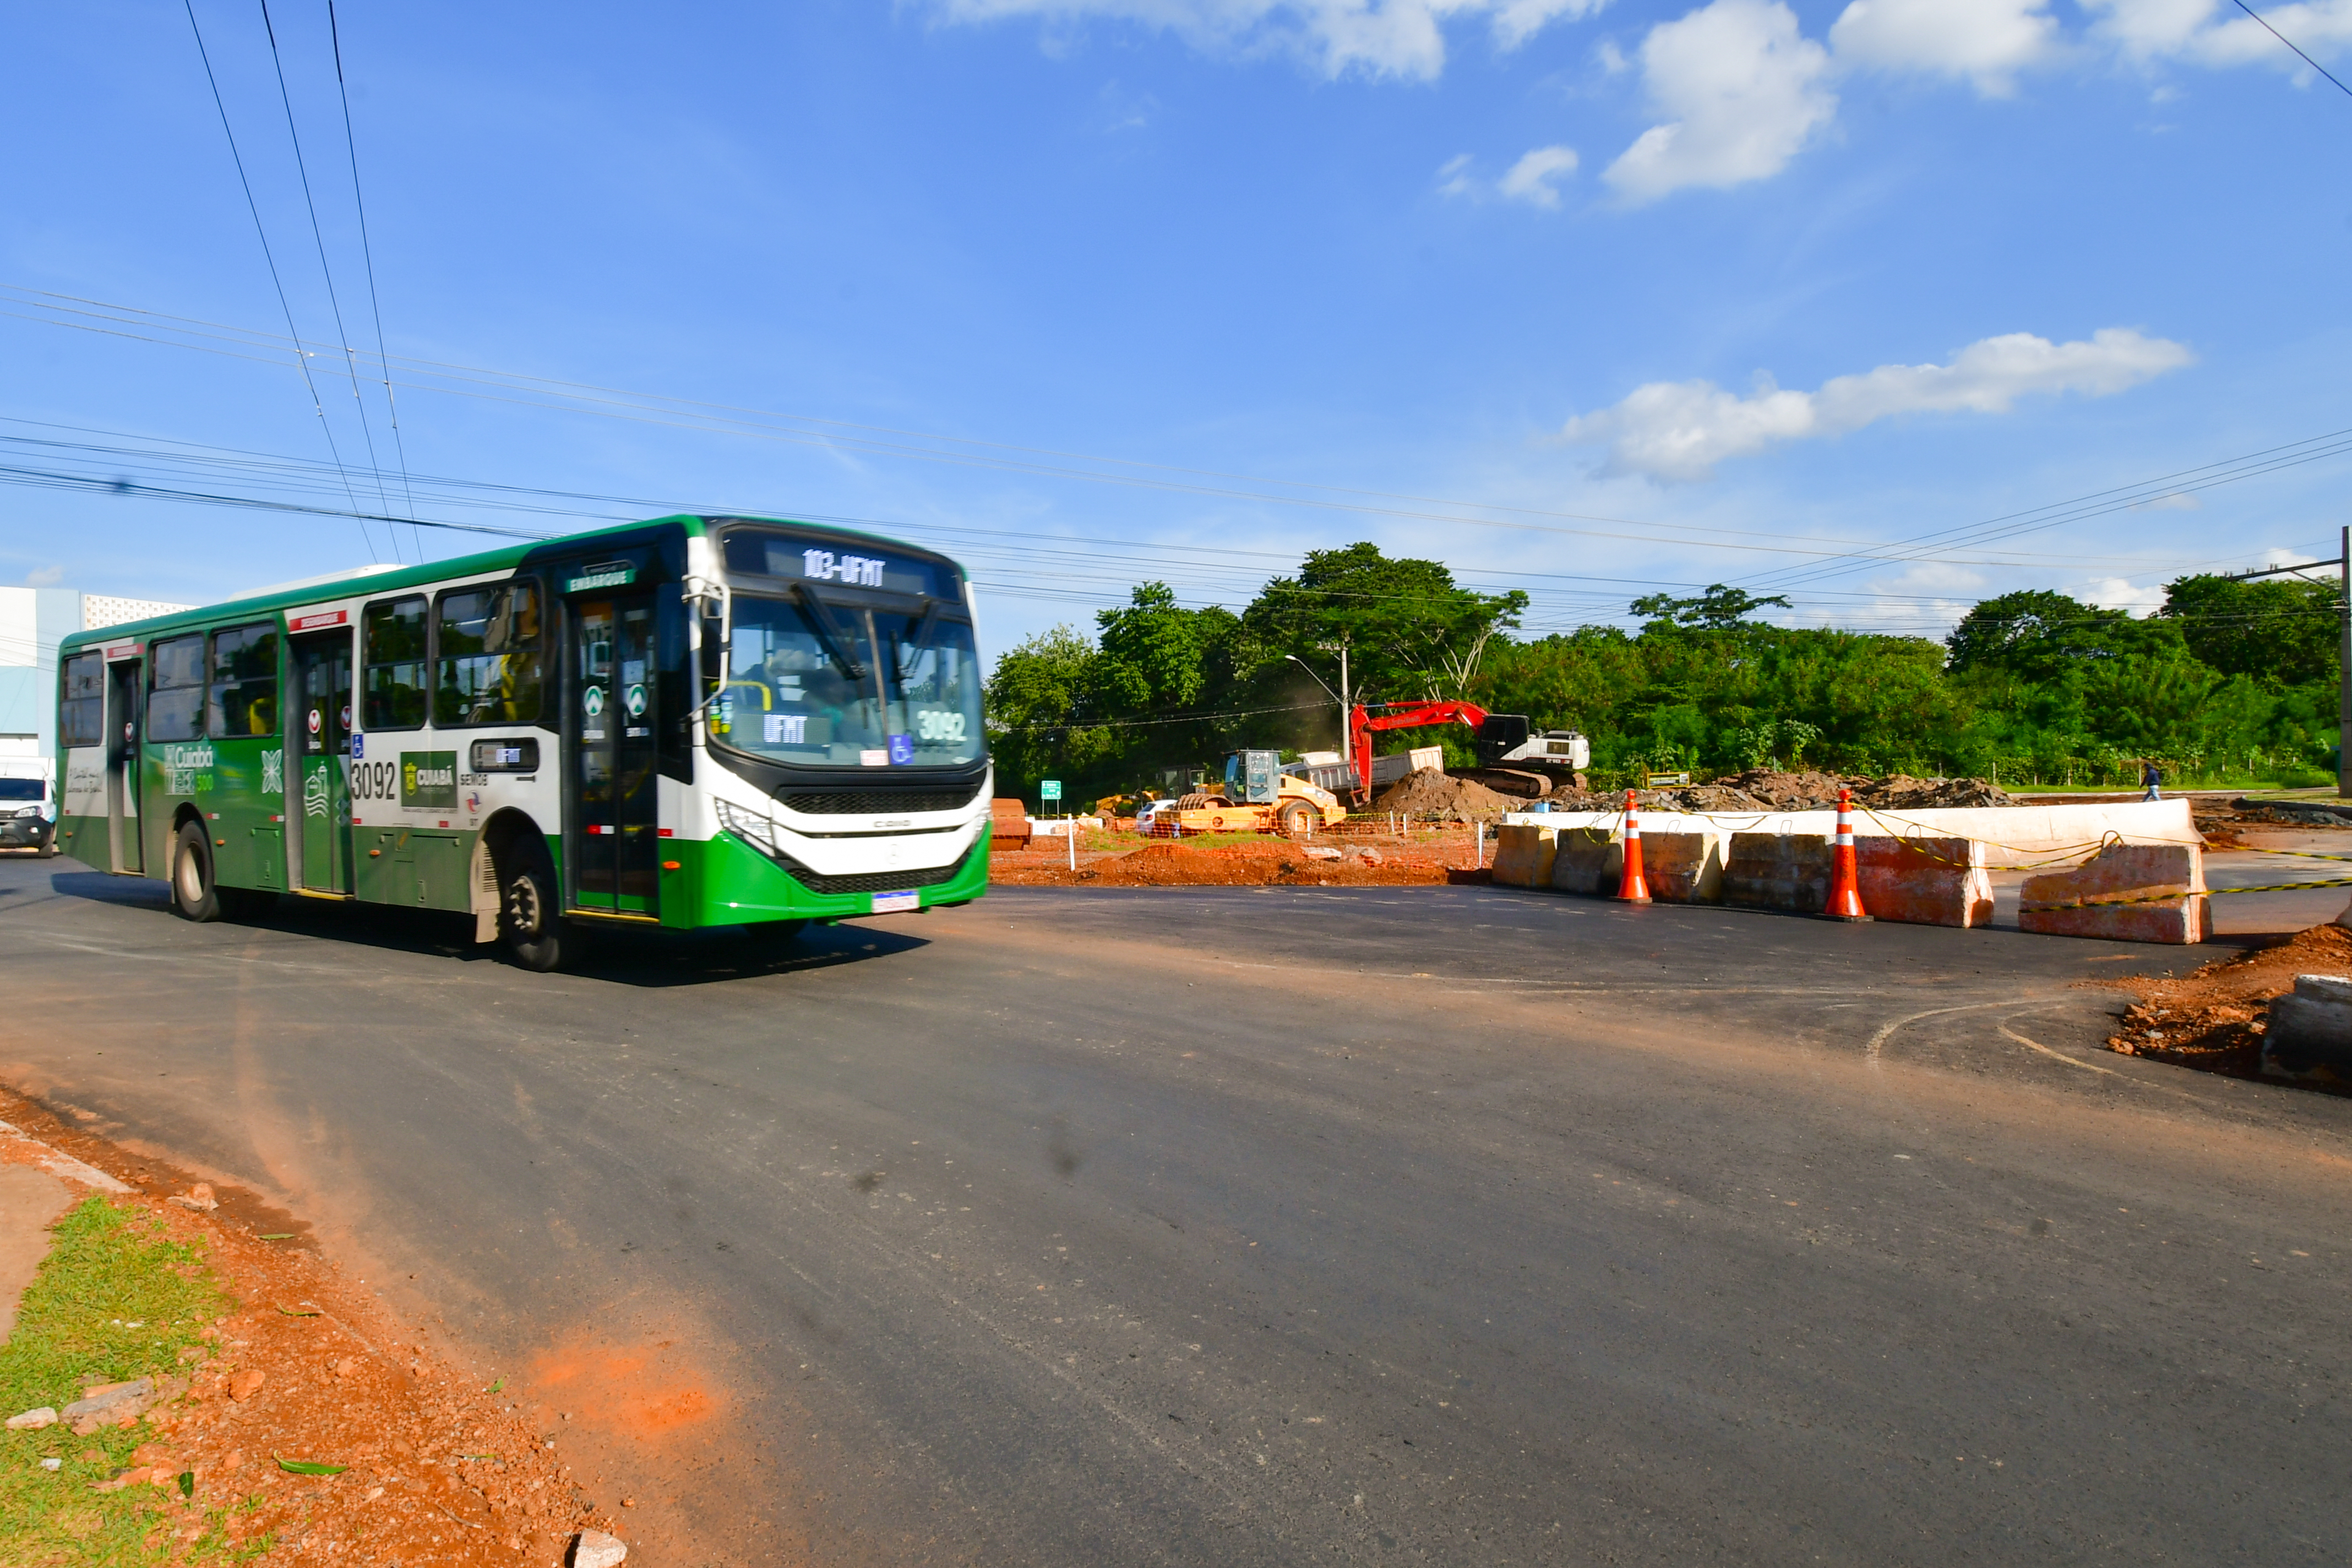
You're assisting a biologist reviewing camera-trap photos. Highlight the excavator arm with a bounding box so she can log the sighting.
[1347,701,1489,801]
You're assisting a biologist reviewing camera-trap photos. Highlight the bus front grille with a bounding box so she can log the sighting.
[776,857,968,896]
[777,785,983,815]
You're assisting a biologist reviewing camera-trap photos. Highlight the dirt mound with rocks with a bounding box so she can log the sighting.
[2101,922,2352,1086]
[1382,766,2013,816]
[1855,774,2015,809]
[1370,768,1523,819]
[1603,771,2016,814]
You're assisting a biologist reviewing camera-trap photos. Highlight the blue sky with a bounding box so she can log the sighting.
[4,0,2348,661]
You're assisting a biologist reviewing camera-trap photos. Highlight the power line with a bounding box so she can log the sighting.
[326,0,423,560]
[255,0,399,559]
[2228,0,2352,99]
[1,284,2233,569]
[178,0,375,558]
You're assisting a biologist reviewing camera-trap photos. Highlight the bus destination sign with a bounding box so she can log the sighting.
[564,563,636,594]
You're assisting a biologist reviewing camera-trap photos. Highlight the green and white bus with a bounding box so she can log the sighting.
[52,514,991,968]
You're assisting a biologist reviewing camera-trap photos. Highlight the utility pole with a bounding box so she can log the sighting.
[1286,640,1354,767]
[2225,535,2351,797]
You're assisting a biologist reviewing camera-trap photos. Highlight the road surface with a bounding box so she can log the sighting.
[1,858,2348,1564]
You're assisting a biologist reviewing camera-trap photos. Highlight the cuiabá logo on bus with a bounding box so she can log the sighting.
[400,751,459,810]
[164,742,216,794]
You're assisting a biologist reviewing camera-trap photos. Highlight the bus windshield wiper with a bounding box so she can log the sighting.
[792,584,866,683]
[895,601,941,683]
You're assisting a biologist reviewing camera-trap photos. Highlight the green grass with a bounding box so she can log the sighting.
[0,1197,251,1565]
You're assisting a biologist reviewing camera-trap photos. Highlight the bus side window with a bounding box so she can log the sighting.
[364,596,429,730]
[59,654,103,748]
[433,582,542,726]
[208,623,280,739]
[148,634,206,743]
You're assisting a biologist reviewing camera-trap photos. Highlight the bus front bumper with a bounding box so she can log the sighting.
[671,826,992,927]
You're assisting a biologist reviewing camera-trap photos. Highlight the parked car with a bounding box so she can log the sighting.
[1133,798,1183,838]
[0,774,56,856]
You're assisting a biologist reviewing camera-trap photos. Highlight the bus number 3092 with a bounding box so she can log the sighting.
[350,761,402,802]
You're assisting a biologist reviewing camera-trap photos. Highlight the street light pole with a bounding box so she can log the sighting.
[1318,639,1352,768]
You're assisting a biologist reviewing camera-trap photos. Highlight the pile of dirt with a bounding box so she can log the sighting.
[1855,774,2016,809]
[1000,840,1450,888]
[1369,769,1523,819]
[2100,923,2352,1086]
[1535,771,2016,814]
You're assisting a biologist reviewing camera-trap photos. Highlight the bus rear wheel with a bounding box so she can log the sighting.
[496,840,567,972]
[170,821,221,922]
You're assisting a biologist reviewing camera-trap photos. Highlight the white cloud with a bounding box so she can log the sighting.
[1497,144,1581,204]
[1559,327,2195,481]
[2079,575,2168,614]
[2086,0,2352,68]
[1827,0,2059,93]
[1490,0,1612,50]
[1603,0,1837,202]
[928,0,1605,80]
[24,565,64,587]
[1438,144,1581,204]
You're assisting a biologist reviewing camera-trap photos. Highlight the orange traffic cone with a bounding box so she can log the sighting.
[1616,788,1652,903]
[1823,787,1870,922]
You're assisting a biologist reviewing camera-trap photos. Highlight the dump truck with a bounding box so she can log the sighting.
[1156,750,1348,837]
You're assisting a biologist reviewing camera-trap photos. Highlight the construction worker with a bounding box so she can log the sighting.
[2140,759,2162,802]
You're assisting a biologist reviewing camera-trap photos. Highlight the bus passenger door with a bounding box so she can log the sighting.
[569,592,660,918]
[106,656,142,874]
[292,631,354,894]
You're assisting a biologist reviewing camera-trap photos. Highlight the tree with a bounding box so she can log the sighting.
[1628,584,1790,630]
[1091,584,1240,715]
[2161,573,2340,686]
[1241,543,1527,704]
[983,625,1107,789]
[1943,590,2182,678]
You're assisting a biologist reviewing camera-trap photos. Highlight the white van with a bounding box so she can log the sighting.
[0,766,56,856]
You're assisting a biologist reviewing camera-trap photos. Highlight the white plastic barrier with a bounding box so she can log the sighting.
[1501,799,2195,870]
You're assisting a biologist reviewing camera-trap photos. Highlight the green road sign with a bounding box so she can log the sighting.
[1039,780,1063,802]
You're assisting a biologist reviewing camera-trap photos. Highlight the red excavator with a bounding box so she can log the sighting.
[1315,701,1591,804]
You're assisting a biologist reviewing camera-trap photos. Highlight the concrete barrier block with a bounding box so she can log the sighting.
[2266,976,2352,1068]
[1550,832,1623,896]
[1855,835,1993,928]
[1723,833,1831,913]
[1641,831,1723,904]
[2017,842,2208,944]
[1490,824,1559,889]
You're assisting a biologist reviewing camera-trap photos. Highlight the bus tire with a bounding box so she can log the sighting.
[496,840,567,972]
[170,821,222,923]
[1277,802,1317,839]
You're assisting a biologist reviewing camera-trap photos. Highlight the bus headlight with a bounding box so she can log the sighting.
[713,798,777,853]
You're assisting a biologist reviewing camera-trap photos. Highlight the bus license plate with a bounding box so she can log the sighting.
[872,891,918,913]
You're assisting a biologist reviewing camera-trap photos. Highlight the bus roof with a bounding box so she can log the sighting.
[57,513,958,652]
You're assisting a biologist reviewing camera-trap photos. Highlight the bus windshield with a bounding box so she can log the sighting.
[713,591,983,767]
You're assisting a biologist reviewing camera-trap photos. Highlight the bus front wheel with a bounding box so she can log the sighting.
[170,822,222,922]
[497,841,567,972]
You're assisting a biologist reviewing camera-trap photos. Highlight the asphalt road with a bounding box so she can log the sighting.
[3,858,2350,1565]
